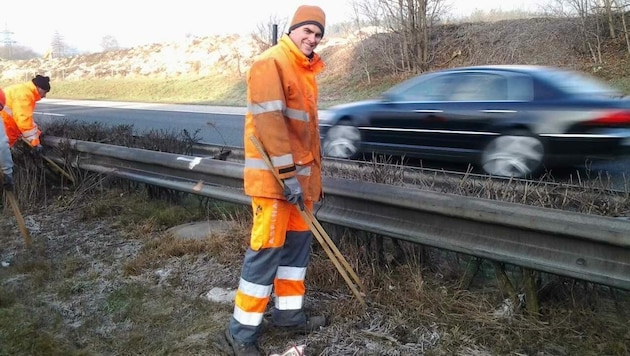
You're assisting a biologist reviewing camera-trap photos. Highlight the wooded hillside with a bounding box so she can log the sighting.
[0,2,628,99]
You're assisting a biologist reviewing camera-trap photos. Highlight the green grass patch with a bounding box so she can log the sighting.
[0,294,86,355]
[44,76,247,106]
[7,68,629,109]
[77,189,208,230]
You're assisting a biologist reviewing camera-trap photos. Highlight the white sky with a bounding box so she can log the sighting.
[2,0,538,54]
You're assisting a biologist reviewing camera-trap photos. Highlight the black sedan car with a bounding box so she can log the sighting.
[320,65,630,178]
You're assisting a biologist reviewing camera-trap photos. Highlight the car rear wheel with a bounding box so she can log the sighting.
[322,123,361,159]
[481,132,544,178]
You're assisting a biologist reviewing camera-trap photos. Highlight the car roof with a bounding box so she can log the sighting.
[437,64,554,74]
[385,64,622,99]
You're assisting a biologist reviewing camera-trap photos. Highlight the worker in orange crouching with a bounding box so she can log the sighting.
[218,4,327,356]
[0,75,50,155]
[0,88,15,191]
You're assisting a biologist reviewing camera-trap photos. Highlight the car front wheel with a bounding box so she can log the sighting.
[481,132,544,178]
[322,123,361,159]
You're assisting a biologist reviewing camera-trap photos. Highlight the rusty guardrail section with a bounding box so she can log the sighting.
[44,136,630,290]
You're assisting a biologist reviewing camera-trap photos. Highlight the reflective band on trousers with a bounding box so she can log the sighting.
[275,295,304,310]
[276,266,306,281]
[238,277,273,299]
[233,305,265,326]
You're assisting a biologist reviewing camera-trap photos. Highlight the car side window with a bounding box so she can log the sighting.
[508,75,534,101]
[398,75,459,102]
[449,74,508,101]
[395,72,529,102]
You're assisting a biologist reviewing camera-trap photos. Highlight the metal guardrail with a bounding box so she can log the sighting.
[44,136,630,290]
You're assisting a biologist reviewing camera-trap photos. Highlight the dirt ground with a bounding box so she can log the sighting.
[0,190,441,355]
[1,183,629,355]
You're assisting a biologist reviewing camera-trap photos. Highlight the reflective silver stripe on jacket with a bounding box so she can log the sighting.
[1,106,13,116]
[22,126,39,141]
[248,100,284,115]
[245,158,311,176]
[285,108,309,122]
[248,101,310,123]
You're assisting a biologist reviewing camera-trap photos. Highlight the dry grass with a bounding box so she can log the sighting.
[1,124,628,355]
[3,188,628,355]
[323,156,630,218]
[47,77,248,107]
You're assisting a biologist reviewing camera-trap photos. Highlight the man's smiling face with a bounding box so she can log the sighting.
[289,24,323,57]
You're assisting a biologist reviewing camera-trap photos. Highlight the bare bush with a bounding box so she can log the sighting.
[252,15,288,53]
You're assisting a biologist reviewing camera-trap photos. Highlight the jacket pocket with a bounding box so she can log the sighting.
[293,151,314,166]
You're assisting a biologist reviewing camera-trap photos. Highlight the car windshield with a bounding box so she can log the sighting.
[543,69,623,96]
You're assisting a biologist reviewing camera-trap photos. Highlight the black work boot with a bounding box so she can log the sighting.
[270,315,326,335]
[217,328,261,356]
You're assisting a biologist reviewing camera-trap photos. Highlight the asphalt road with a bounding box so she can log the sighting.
[35,99,630,188]
[36,99,247,147]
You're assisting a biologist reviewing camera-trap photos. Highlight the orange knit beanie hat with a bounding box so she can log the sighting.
[289,5,326,36]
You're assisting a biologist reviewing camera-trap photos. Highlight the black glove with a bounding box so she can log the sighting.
[282,176,305,210]
[33,144,44,158]
[3,173,13,191]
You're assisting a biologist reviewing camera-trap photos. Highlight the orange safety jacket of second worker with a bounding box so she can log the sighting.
[243,34,325,202]
[0,81,43,147]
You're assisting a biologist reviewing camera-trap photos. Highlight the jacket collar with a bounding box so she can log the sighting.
[27,81,42,101]
[279,35,324,74]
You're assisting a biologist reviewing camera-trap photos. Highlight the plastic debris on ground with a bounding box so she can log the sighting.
[270,344,306,356]
[205,287,236,304]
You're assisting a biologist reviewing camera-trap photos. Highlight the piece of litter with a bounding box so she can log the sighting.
[1,261,9,267]
[270,345,305,356]
[205,287,236,304]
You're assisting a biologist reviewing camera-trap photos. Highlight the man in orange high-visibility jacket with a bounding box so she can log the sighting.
[0,88,15,191]
[0,75,50,153]
[219,5,327,356]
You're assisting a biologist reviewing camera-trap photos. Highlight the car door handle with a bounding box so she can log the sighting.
[480,109,517,113]
[414,109,443,113]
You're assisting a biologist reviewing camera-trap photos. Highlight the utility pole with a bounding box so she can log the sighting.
[1,23,16,59]
[272,24,278,45]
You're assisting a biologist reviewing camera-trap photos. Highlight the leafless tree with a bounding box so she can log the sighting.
[100,35,120,52]
[613,0,630,53]
[50,31,68,58]
[543,1,602,63]
[545,0,629,62]
[348,0,387,82]
[375,0,446,72]
[252,15,288,53]
[601,0,617,37]
[351,0,385,27]
[590,0,629,44]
